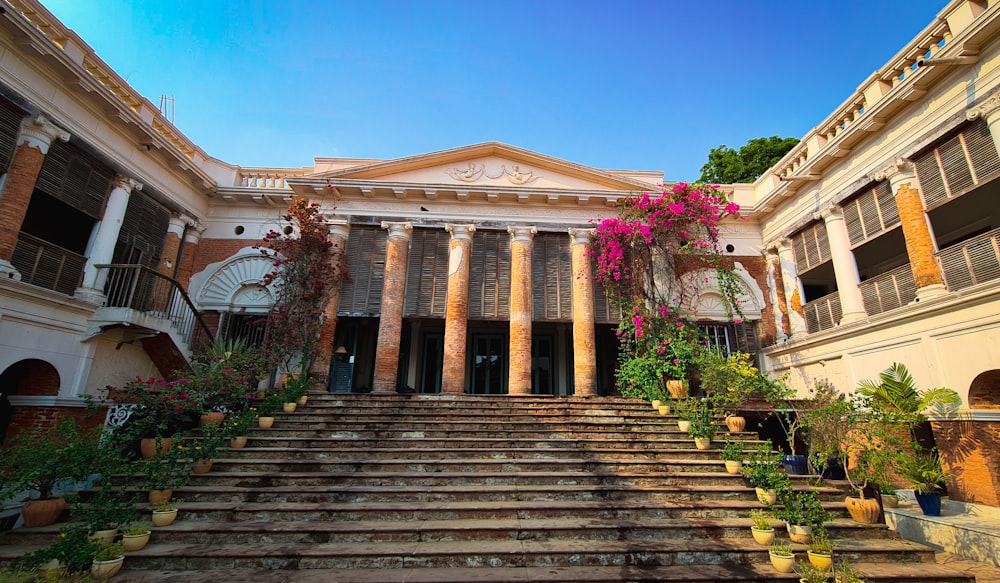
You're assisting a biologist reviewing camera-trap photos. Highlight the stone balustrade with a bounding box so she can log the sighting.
[238,168,311,189]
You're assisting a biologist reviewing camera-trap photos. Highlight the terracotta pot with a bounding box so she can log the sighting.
[283,402,297,413]
[151,509,177,527]
[751,526,775,546]
[881,494,899,508]
[90,528,117,545]
[297,395,308,406]
[807,551,833,571]
[148,489,173,505]
[666,379,688,399]
[693,437,711,450]
[755,487,777,505]
[122,531,150,552]
[21,497,66,527]
[254,389,266,400]
[258,416,275,429]
[200,411,225,426]
[769,551,796,573]
[192,459,213,474]
[724,460,743,474]
[725,415,746,433]
[844,495,881,524]
[278,371,299,388]
[230,436,249,449]
[91,557,124,581]
[140,436,174,459]
[787,524,813,544]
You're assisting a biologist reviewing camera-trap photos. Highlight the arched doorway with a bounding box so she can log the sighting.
[0,359,61,444]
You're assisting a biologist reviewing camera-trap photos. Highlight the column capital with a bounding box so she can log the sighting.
[167,215,187,237]
[873,158,916,189]
[507,225,537,243]
[17,115,70,154]
[112,175,143,194]
[445,223,476,241]
[325,219,350,240]
[381,221,413,239]
[568,227,594,245]
[814,205,844,223]
[775,237,794,255]
[183,222,206,244]
[966,94,1000,123]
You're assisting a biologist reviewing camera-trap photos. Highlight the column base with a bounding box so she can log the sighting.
[839,311,867,325]
[915,284,949,302]
[0,260,21,282]
[74,287,106,305]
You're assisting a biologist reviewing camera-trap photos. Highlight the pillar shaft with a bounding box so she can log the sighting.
[0,115,70,277]
[569,228,597,397]
[817,205,867,323]
[373,221,412,394]
[309,221,350,386]
[507,226,536,396]
[159,216,187,279]
[775,239,808,337]
[77,177,142,300]
[175,225,204,290]
[441,224,475,395]
[765,252,789,341]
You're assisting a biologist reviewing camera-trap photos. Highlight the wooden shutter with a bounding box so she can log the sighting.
[592,273,622,324]
[913,119,1000,210]
[468,230,510,320]
[338,225,387,316]
[532,232,572,321]
[404,227,448,318]
[792,221,831,273]
[0,100,23,173]
[11,232,86,294]
[842,181,899,246]
[34,140,113,219]
[113,191,169,270]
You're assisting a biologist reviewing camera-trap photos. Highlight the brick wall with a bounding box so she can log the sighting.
[1,359,60,396]
[969,372,1000,409]
[932,420,1000,507]
[6,406,107,442]
[192,239,256,277]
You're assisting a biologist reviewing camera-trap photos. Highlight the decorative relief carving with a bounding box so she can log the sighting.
[872,158,914,183]
[966,94,1000,122]
[445,163,540,185]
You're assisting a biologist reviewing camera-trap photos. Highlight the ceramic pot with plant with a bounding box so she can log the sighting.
[775,490,830,545]
[806,534,833,571]
[686,398,718,448]
[880,486,899,508]
[741,440,791,505]
[90,541,125,581]
[22,525,100,575]
[135,445,190,505]
[899,449,951,516]
[721,440,745,474]
[798,559,832,583]
[121,521,152,552]
[768,542,795,573]
[749,508,775,545]
[150,499,180,527]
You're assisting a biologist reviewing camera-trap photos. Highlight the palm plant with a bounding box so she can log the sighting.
[856,363,960,426]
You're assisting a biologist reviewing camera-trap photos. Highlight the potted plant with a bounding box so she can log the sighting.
[69,485,137,544]
[742,440,790,505]
[898,449,951,516]
[833,559,866,583]
[22,525,100,575]
[686,398,718,449]
[699,350,775,432]
[775,489,830,544]
[90,541,125,581]
[800,379,849,479]
[0,419,102,527]
[768,542,796,573]
[839,392,904,524]
[721,439,745,474]
[807,533,834,571]
[673,397,693,432]
[150,499,180,527]
[134,446,189,504]
[180,426,225,474]
[224,407,256,449]
[879,484,898,509]
[749,508,775,545]
[121,520,152,552]
[798,559,832,582]
[257,392,284,428]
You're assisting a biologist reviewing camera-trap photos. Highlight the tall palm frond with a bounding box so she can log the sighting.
[857,362,960,423]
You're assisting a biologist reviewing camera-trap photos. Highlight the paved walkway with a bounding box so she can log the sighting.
[936,552,1000,583]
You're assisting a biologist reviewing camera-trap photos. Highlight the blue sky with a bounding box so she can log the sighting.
[45,0,946,182]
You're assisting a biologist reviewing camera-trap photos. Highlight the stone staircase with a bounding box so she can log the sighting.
[0,395,975,582]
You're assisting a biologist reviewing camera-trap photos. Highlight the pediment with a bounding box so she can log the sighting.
[307,142,661,192]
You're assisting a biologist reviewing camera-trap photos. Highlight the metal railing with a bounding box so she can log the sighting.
[859,263,916,316]
[802,292,842,334]
[938,227,1000,292]
[96,264,212,353]
[10,232,86,294]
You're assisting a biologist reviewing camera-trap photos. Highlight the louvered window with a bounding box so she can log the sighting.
[532,233,572,321]
[11,232,86,294]
[913,118,1000,210]
[792,221,831,273]
[593,274,622,324]
[404,227,448,318]
[338,225,387,316]
[113,191,169,270]
[34,140,113,219]
[0,100,24,173]
[468,230,510,320]
[841,181,900,246]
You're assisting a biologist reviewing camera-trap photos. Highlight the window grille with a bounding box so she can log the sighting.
[404,228,449,318]
[791,221,831,274]
[468,230,511,320]
[34,139,113,219]
[842,181,900,246]
[338,225,387,316]
[913,119,1000,210]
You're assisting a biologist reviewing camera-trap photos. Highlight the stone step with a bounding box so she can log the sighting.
[220,446,761,462]
[238,436,766,451]
[258,419,733,434]
[248,426,747,441]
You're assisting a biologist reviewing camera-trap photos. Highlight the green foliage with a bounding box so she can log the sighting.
[0,419,102,500]
[222,407,257,438]
[749,508,773,530]
[132,446,189,492]
[800,379,851,472]
[808,534,834,555]
[150,498,180,512]
[768,542,793,557]
[91,541,125,562]
[69,485,137,533]
[121,521,151,536]
[0,566,33,583]
[699,136,800,184]
[898,449,951,494]
[698,350,783,410]
[742,440,791,491]
[22,526,100,573]
[721,439,745,462]
[281,373,311,402]
[686,398,718,439]
[775,489,830,533]
[177,425,224,462]
[857,362,961,426]
[797,559,832,583]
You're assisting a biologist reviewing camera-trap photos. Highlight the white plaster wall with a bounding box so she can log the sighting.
[81,336,159,397]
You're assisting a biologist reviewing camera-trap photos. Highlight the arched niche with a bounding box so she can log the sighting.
[193,250,278,313]
[0,359,61,397]
[678,263,765,322]
[968,369,1000,410]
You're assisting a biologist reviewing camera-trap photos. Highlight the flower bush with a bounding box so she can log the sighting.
[0,419,103,500]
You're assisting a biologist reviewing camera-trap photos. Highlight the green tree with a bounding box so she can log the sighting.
[699,136,800,184]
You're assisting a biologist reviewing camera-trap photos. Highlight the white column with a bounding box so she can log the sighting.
[75,176,142,303]
[816,205,867,324]
[775,238,808,338]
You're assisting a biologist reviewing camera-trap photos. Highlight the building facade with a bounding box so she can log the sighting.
[0,0,997,504]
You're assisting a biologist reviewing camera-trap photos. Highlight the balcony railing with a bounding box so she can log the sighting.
[97,264,212,352]
[10,232,85,295]
[859,264,917,316]
[803,292,842,334]
[938,227,1000,292]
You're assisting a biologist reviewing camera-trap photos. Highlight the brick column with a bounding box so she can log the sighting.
[774,238,808,338]
[765,251,789,341]
[372,221,412,394]
[175,223,204,290]
[441,224,475,395]
[877,158,948,301]
[160,215,188,279]
[75,176,143,304]
[507,225,536,396]
[568,228,597,397]
[967,94,1000,157]
[309,220,350,387]
[815,205,867,323]
[0,115,70,279]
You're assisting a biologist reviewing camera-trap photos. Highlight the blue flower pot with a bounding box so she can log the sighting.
[782,454,808,475]
[915,492,942,516]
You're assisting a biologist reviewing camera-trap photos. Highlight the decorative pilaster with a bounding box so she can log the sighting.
[441,224,475,395]
[373,221,412,394]
[0,115,70,278]
[75,176,143,304]
[774,238,808,338]
[309,220,350,386]
[876,158,948,301]
[568,228,597,397]
[815,205,867,323]
[967,95,1000,156]
[507,225,536,396]
[160,215,188,278]
[765,251,789,342]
